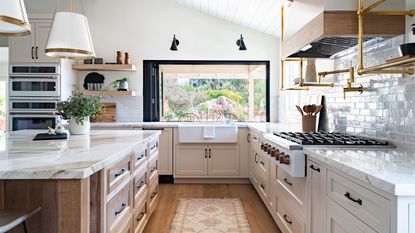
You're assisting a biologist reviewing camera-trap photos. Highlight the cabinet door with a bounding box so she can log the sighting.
[326,199,376,233]
[9,29,35,63]
[35,22,59,63]
[208,145,239,177]
[307,160,326,233]
[249,133,259,182]
[175,145,208,177]
[157,128,173,175]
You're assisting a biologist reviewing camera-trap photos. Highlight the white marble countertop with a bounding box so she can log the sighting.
[0,130,161,180]
[305,148,415,196]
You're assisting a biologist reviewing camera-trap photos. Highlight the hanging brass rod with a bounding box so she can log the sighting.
[358,0,365,73]
[361,58,415,73]
[318,68,350,78]
[283,85,309,91]
[367,9,415,16]
[302,83,335,87]
[364,68,414,75]
[360,0,385,15]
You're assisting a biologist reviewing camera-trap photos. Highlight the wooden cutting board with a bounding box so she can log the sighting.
[91,103,116,122]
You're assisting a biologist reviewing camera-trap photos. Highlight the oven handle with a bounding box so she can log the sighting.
[9,76,58,80]
[9,112,57,116]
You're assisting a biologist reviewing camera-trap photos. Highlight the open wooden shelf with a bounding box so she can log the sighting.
[80,90,136,97]
[72,64,136,71]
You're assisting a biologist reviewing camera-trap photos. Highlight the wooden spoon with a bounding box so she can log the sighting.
[313,105,323,115]
[296,105,304,116]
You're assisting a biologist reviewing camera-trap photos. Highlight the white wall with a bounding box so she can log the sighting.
[25,0,280,122]
[407,0,415,43]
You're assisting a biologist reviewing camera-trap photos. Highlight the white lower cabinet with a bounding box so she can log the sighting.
[175,144,239,177]
[326,199,376,233]
[307,160,326,233]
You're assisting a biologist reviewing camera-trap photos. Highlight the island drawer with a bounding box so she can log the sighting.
[277,168,306,210]
[327,170,390,233]
[107,156,132,195]
[148,183,159,216]
[133,165,148,210]
[276,198,305,233]
[133,200,148,233]
[133,144,148,171]
[107,181,133,233]
[148,138,159,156]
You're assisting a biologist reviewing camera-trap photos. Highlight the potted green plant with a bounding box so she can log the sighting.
[56,91,103,135]
[111,77,129,91]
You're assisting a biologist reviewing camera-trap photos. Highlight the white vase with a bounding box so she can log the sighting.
[68,117,90,135]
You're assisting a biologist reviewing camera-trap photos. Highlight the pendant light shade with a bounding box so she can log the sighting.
[0,0,31,36]
[46,1,95,59]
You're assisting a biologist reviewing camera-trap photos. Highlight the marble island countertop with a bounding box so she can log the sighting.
[305,148,415,196]
[0,130,161,180]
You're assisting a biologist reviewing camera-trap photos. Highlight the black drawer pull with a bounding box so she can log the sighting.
[136,212,145,222]
[283,214,292,225]
[260,184,265,189]
[260,161,265,165]
[151,192,157,199]
[150,166,157,173]
[115,203,126,216]
[254,153,258,163]
[137,154,145,161]
[137,180,145,190]
[114,168,126,178]
[284,178,293,186]
[310,164,320,172]
[151,145,157,150]
[344,192,362,205]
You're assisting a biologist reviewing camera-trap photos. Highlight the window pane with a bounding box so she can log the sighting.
[0,81,5,133]
[160,65,267,122]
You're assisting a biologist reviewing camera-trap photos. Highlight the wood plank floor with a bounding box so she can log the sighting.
[143,184,281,233]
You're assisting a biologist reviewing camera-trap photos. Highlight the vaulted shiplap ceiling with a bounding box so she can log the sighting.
[171,0,282,37]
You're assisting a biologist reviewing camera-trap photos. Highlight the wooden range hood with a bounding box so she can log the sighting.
[282,11,405,58]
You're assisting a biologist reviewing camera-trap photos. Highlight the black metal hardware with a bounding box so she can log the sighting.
[247,133,251,143]
[35,46,39,59]
[136,212,145,221]
[115,203,126,216]
[137,154,145,161]
[260,184,265,189]
[151,167,156,173]
[114,168,126,178]
[151,192,157,199]
[309,164,320,173]
[344,192,362,205]
[137,180,145,190]
[254,153,258,163]
[209,148,211,158]
[284,178,293,186]
[260,161,265,166]
[31,47,34,59]
[204,148,208,158]
[283,214,292,225]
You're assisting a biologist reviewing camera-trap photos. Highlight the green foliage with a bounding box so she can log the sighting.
[57,91,103,125]
[111,77,129,88]
[205,89,244,104]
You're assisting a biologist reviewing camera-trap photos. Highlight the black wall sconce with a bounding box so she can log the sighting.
[170,34,180,51]
[236,34,247,51]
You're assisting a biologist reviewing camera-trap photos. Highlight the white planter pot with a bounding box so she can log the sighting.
[68,117,90,135]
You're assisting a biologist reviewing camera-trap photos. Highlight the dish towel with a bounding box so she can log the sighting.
[203,126,215,139]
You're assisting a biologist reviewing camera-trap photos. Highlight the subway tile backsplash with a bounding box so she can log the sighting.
[102,96,143,122]
[280,35,415,147]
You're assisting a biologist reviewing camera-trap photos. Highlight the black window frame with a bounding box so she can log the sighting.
[143,60,271,122]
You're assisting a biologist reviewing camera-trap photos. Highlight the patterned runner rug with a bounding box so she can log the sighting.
[170,198,252,233]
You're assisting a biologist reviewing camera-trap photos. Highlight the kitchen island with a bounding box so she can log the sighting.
[0,130,161,233]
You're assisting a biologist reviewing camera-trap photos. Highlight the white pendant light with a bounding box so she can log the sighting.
[45,0,95,59]
[0,0,31,36]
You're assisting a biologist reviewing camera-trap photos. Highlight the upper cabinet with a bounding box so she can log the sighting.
[9,20,59,64]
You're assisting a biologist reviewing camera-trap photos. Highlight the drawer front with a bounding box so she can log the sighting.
[327,170,390,233]
[148,184,159,215]
[258,152,269,174]
[149,138,159,156]
[107,182,133,233]
[257,165,269,201]
[276,199,305,233]
[119,217,132,233]
[133,200,148,233]
[133,144,147,171]
[277,168,306,209]
[107,156,133,195]
[326,198,376,233]
[134,166,148,209]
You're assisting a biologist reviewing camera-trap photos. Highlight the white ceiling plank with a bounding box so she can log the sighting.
[170,0,281,38]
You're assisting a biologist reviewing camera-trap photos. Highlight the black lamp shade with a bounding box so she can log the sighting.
[237,34,247,51]
[170,35,180,51]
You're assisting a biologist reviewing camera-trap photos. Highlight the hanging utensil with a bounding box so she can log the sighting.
[313,105,323,116]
